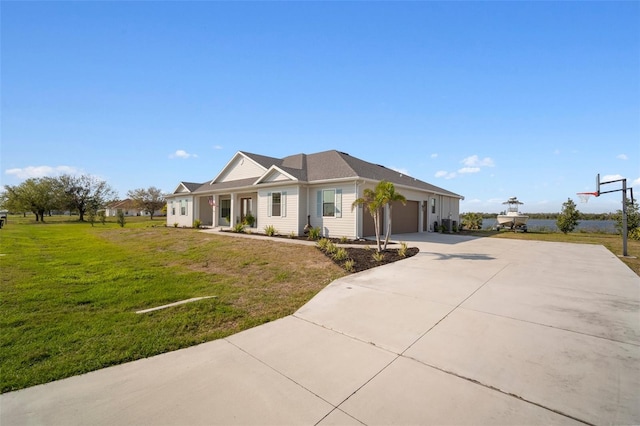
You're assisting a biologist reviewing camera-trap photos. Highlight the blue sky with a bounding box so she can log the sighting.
[2,1,638,214]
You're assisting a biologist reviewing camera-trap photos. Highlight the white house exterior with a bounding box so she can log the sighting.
[166,150,463,238]
[104,199,162,217]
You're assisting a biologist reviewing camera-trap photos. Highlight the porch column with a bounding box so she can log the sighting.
[212,195,217,227]
[230,193,236,226]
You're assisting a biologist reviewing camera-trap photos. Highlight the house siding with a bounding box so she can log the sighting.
[257,186,300,235]
[198,197,214,226]
[217,156,265,182]
[166,196,194,227]
[309,183,357,239]
[263,171,290,182]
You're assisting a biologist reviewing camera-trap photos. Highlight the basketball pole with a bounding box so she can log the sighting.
[599,176,631,257]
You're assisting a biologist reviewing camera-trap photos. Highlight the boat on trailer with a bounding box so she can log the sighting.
[496,197,528,231]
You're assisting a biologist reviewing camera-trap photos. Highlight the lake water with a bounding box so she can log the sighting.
[481,218,617,233]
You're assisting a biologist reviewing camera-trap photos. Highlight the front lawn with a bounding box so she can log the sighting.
[0,216,346,392]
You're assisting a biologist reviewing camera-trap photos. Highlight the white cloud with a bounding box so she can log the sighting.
[430,153,438,159]
[461,155,494,167]
[602,175,640,188]
[554,149,561,155]
[616,154,628,160]
[169,149,197,159]
[5,165,80,179]
[213,145,223,150]
[435,170,456,179]
[601,174,624,182]
[458,167,480,174]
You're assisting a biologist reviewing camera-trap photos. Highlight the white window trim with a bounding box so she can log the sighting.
[317,188,342,218]
[268,191,287,217]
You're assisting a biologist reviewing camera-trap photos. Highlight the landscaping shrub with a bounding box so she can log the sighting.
[372,251,385,262]
[333,248,349,261]
[398,242,408,257]
[344,259,355,272]
[316,238,330,251]
[264,225,277,236]
[307,227,321,240]
[325,241,337,255]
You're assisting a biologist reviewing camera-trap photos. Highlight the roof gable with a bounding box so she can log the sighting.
[254,165,298,184]
[211,152,274,184]
[172,182,200,194]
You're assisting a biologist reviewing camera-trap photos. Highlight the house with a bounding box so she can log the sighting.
[165,150,463,238]
[104,199,161,217]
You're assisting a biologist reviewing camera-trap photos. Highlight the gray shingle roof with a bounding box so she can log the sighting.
[241,152,282,169]
[174,150,462,199]
[181,182,203,192]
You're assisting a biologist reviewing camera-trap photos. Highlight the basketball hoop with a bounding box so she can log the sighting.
[577,192,598,203]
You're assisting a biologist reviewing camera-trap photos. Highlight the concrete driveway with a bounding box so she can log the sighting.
[2,233,639,425]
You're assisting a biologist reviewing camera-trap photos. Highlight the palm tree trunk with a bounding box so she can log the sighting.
[383,205,392,250]
[374,212,382,252]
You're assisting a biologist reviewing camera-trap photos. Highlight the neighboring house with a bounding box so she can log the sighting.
[104,199,161,217]
[166,150,463,238]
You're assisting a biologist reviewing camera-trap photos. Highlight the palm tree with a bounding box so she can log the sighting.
[352,187,384,252]
[352,180,406,252]
[376,181,407,250]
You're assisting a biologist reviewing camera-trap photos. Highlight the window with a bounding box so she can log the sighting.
[317,189,342,218]
[220,199,231,222]
[431,198,436,214]
[267,192,286,217]
[171,201,175,216]
[181,200,187,216]
[271,192,281,216]
[322,190,335,217]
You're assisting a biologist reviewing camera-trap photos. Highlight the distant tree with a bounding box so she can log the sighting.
[613,197,639,238]
[59,174,116,221]
[116,210,126,227]
[556,198,580,234]
[127,187,165,220]
[376,181,406,250]
[2,177,62,222]
[462,212,483,230]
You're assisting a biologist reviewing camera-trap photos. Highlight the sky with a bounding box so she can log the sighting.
[2,1,639,214]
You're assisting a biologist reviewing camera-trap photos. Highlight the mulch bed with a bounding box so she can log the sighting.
[324,246,420,273]
[219,230,419,273]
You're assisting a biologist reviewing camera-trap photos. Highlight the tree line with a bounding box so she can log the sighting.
[467,212,618,220]
[461,197,639,239]
[1,174,165,222]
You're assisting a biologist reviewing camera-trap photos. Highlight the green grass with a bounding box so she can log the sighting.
[0,215,346,392]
